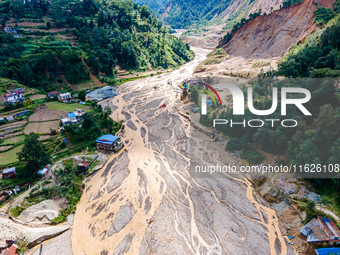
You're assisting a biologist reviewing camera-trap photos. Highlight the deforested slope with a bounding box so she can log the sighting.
[223,0,318,58]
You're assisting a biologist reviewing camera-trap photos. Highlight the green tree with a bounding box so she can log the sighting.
[307,201,316,211]
[78,91,86,101]
[1,19,6,28]
[81,112,101,140]
[104,106,112,115]
[36,8,43,19]
[320,196,332,211]
[314,104,335,133]
[296,139,321,165]
[328,138,340,164]
[253,127,277,153]
[278,59,300,77]
[140,5,151,19]
[17,133,50,177]
[190,85,199,104]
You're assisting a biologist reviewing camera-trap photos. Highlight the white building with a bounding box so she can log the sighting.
[58,92,73,103]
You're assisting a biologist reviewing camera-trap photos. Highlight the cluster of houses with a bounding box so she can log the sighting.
[0,167,21,204]
[2,26,30,38]
[47,91,74,103]
[60,109,84,126]
[0,110,30,123]
[3,88,26,105]
[0,166,42,204]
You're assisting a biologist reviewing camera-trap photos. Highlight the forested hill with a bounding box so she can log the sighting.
[131,0,169,12]
[0,0,194,91]
[150,0,289,29]
[158,0,233,28]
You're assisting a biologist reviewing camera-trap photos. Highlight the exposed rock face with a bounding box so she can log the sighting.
[71,49,295,255]
[223,0,318,58]
[17,200,60,224]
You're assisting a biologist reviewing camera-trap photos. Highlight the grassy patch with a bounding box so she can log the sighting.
[2,135,25,145]
[251,61,271,69]
[0,145,23,166]
[202,47,228,66]
[45,101,91,112]
[70,79,102,91]
[241,147,265,165]
[114,73,154,85]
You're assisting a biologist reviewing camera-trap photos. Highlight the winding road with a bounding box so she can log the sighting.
[71,47,295,255]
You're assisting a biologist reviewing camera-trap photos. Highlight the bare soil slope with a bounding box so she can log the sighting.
[223,0,318,58]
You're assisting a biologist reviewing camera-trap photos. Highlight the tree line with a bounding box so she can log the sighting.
[0,0,194,91]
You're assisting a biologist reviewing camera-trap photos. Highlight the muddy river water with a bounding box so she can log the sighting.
[71,47,294,255]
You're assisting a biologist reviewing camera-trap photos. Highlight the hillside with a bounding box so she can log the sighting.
[0,0,194,92]
[222,0,318,58]
[131,0,169,11]
[154,0,289,29]
[220,0,285,29]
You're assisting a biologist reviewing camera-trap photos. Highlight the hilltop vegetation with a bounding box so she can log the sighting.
[149,0,291,29]
[159,0,233,29]
[314,0,340,26]
[278,16,340,78]
[0,0,194,92]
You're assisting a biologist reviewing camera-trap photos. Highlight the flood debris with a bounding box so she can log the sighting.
[86,86,119,102]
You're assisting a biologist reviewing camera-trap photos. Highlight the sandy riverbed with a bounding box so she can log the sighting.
[71,47,294,255]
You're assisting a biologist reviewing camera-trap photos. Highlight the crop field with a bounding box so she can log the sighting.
[45,101,91,112]
[2,135,25,145]
[24,120,59,134]
[0,145,23,166]
[29,107,68,122]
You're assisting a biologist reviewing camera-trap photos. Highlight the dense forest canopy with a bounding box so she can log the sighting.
[0,0,194,91]
[131,0,169,12]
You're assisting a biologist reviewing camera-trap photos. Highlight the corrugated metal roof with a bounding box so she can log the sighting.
[301,217,340,243]
[96,134,119,144]
[315,248,340,255]
[2,167,16,174]
[67,112,76,118]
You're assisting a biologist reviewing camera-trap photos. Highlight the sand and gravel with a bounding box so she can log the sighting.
[17,200,60,224]
[30,230,73,255]
[71,47,295,255]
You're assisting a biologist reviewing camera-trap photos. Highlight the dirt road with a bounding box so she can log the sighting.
[71,47,294,255]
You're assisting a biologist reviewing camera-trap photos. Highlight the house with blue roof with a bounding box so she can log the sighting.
[96,134,123,152]
[315,248,340,255]
[60,110,84,126]
[67,112,77,121]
